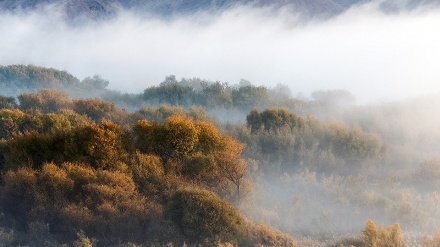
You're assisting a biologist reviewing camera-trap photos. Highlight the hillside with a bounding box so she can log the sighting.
[2,65,440,245]
[1,0,438,20]
[0,0,353,19]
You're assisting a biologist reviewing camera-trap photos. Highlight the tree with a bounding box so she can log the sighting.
[18,89,71,113]
[81,75,109,90]
[133,116,198,164]
[161,116,198,162]
[143,76,195,106]
[199,81,232,108]
[0,109,26,140]
[363,220,378,247]
[362,220,405,247]
[232,84,268,110]
[246,108,303,134]
[194,121,223,154]
[75,120,127,170]
[215,136,247,203]
[246,109,262,134]
[73,98,116,123]
[0,64,80,91]
[0,95,17,109]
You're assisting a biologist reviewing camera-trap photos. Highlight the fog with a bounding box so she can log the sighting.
[1,2,440,103]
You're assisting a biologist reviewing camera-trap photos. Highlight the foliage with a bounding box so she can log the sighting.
[132,116,247,202]
[411,157,440,190]
[132,116,198,163]
[0,64,80,92]
[0,162,161,245]
[0,120,127,170]
[0,108,89,141]
[245,223,298,247]
[7,65,440,246]
[166,188,246,244]
[143,76,195,106]
[362,220,405,247]
[81,75,109,90]
[0,95,17,109]
[0,103,270,246]
[238,108,385,174]
[420,230,440,247]
[18,89,71,113]
[142,76,271,112]
[73,98,120,124]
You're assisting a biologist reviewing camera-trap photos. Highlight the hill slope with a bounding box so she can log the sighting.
[0,0,347,19]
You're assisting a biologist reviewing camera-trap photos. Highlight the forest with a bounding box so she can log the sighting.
[1,64,440,246]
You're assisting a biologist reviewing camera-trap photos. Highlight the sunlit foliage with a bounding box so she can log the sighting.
[166,188,246,244]
[18,89,71,113]
[362,220,405,247]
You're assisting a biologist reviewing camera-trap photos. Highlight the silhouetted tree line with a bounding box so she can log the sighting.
[143,75,270,110]
[0,65,306,114]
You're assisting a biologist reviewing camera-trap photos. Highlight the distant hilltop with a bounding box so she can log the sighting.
[0,0,436,21]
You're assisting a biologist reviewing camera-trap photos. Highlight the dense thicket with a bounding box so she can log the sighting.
[0,65,80,92]
[0,66,304,116]
[226,108,386,175]
[0,89,298,246]
[3,65,440,245]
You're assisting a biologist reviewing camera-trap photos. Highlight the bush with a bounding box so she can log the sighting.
[166,188,246,244]
[245,222,298,247]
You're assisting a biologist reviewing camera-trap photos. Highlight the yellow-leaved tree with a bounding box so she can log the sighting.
[362,220,405,247]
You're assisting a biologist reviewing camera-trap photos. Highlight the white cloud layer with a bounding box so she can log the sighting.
[1,2,440,103]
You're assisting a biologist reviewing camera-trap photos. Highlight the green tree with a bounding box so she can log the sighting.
[232,84,268,110]
[143,76,195,106]
[0,95,17,109]
[81,75,109,90]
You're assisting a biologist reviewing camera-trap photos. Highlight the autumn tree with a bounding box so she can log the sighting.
[363,220,378,247]
[73,98,112,121]
[0,109,26,140]
[362,220,405,247]
[18,89,71,113]
[215,136,247,203]
[134,105,186,123]
[66,120,128,170]
[0,162,160,245]
[132,116,198,164]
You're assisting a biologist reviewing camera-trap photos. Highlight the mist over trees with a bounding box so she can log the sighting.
[1,65,440,245]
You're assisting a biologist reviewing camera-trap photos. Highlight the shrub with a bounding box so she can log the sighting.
[245,222,298,247]
[166,188,246,244]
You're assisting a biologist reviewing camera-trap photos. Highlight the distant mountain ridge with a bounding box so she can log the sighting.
[0,0,437,20]
[0,0,366,20]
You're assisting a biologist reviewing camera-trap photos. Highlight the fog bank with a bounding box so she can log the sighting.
[1,2,440,103]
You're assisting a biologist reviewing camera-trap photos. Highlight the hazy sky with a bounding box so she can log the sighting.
[1,2,440,103]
